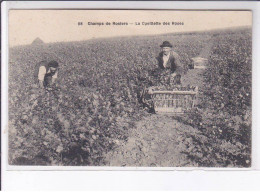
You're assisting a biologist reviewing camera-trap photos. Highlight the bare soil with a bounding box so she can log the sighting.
[105,67,207,167]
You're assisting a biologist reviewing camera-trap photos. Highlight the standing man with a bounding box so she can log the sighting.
[157,41,183,84]
[37,60,59,88]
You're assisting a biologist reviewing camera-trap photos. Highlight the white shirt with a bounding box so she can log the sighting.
[163,53,170,68]
[38,66,58,81]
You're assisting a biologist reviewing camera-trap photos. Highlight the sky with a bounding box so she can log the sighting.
[9,10,252,47]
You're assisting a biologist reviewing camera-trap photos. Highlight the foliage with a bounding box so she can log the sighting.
[177,29,252,167]
[8,29,252,167]
[9,33,210,165]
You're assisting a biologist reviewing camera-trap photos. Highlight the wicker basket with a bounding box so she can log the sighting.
[191,57,208,69]
[150,89,198,114]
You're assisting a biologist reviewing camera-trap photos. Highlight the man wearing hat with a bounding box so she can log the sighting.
[140,41,183,112]
[36,60,59,88]
[157,41,183,84]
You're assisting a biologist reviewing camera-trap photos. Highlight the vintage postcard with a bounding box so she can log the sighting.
[7,10,252,168]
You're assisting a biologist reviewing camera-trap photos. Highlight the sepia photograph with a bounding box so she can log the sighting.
[7,10,252,168]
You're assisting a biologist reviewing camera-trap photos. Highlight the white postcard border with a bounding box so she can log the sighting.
[2,0,260,190]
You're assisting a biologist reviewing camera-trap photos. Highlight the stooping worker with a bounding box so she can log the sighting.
[36,60,59,88]
[157,41,183,85]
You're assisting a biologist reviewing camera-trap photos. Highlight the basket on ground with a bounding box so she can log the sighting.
[191,57,208,69]
[150,88,198,114]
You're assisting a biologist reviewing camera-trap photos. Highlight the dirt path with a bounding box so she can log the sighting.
[105,43,212,167]
[105,114,203,167]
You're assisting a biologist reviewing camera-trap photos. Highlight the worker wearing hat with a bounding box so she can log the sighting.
[157,41,183,84]
[140,41,184,112]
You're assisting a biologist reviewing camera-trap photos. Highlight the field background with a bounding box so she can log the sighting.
[8,27,251,167]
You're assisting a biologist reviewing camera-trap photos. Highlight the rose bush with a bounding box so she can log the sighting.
[8,32,221,166]
[177,29,252,167]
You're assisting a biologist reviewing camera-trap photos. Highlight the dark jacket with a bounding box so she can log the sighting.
[43,70,57,87]
[157,51,183,75]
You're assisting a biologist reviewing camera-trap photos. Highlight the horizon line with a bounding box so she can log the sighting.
[9,25,252,48]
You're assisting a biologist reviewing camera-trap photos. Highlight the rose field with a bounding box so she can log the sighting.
[8,27,251,167]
